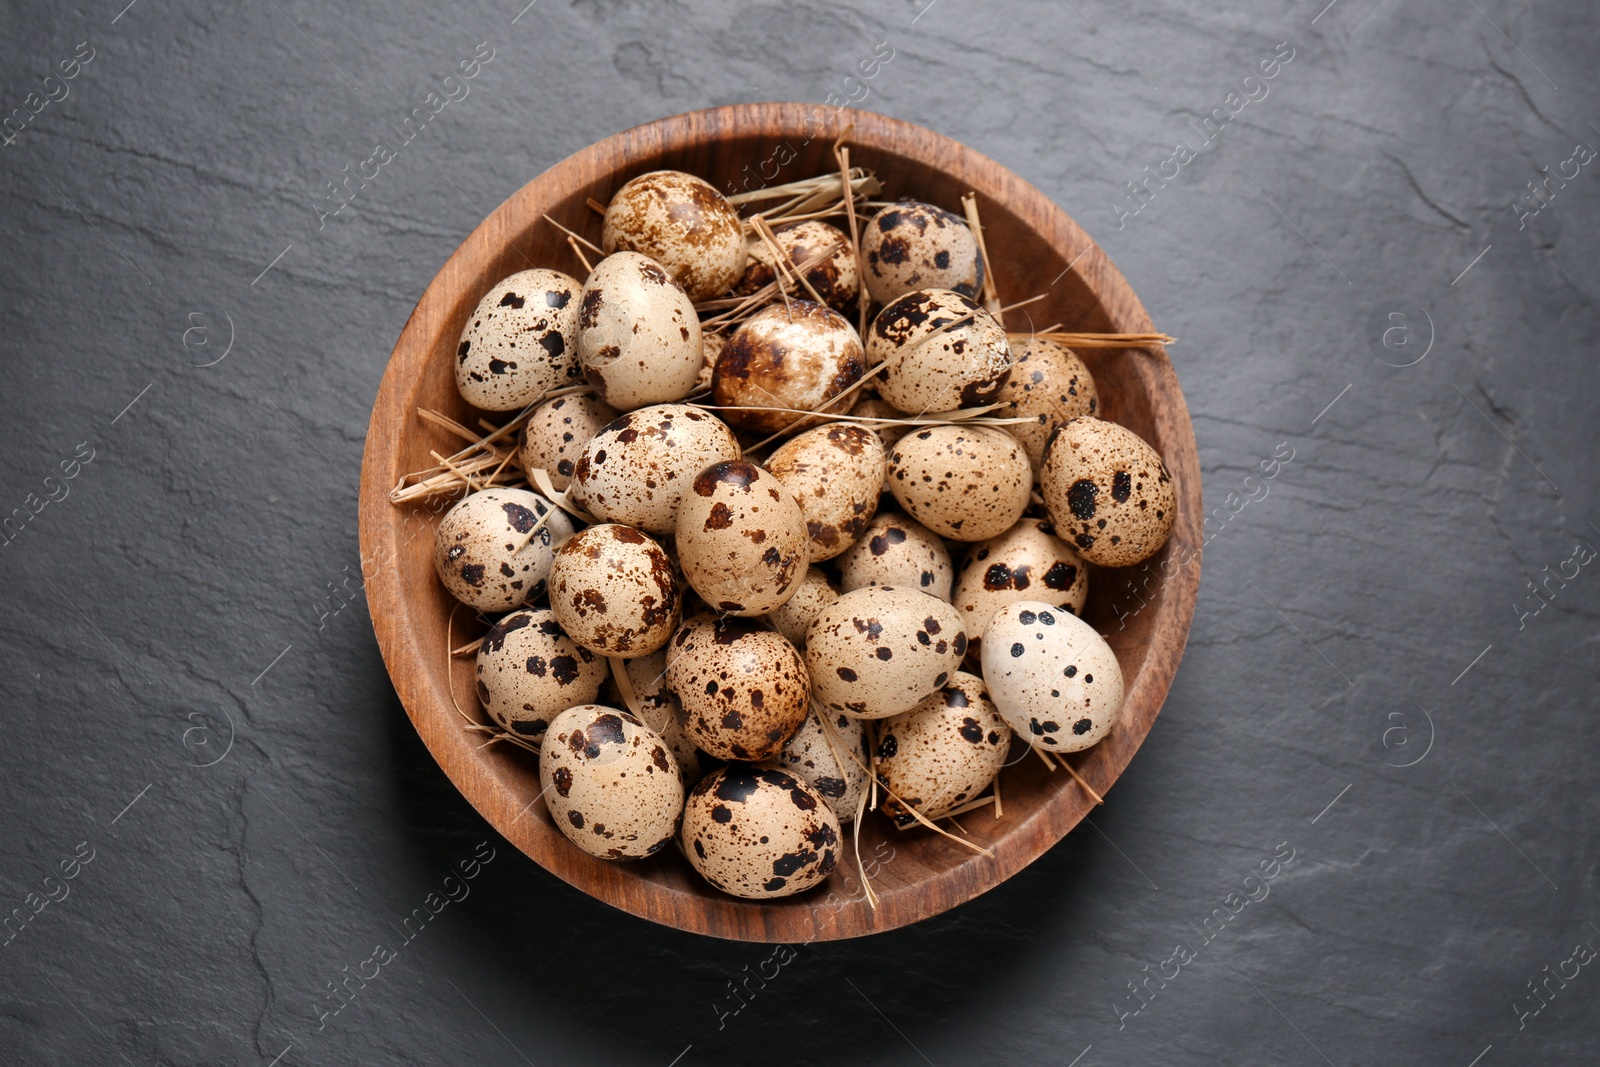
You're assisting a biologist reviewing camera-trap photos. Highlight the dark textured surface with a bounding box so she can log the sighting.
[2,0,1597,1063]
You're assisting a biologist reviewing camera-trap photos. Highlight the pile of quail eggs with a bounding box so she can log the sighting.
[430,167,1176,901]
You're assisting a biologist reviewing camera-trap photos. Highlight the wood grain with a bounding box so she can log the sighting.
[357,103,1203,942]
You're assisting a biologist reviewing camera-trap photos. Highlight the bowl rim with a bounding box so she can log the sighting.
[359,102,1203,941]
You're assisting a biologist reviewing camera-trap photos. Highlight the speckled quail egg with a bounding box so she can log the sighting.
[696,331,725,394]
[519,394,620,493]
[577,251,702,410]
[665,616,810,761]
[675,460,810,616]
[875,672,1011,824]
[861,201,983,306]
[888,425,1031,542]
[540,705,683,860]
[681,764,840,898]
[1040,417,1176,567]
[868,289,1011,414]
[602,171,746,302]
[847,394,911,460]
[433,488,575,612]
[765,566,838,648]
[609,650,722,787]
[836,512,954,602]
[567,404,740,535]
[548,524,680,656]
[777,707,868,823]
[954,518,1088,664]
[736,220,860,311]
[711,301,864,434]
[475,608,606,743]
[980,601,1124,752]
[455,269,583,412]
[996,336,1099,471]
[805,585,967,719]
[764,423,885,562]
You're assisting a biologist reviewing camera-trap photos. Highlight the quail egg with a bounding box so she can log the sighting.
[696,331,725,394]
[868,289,1011,414]
[887,425,1031,541]
[836,512,954,602]
[519,394,620,493]
[875,672,1011,824]
[475,608,606,743]
[602,171,746,302]
[433,488,574,612]
[1040,417,1176,567]
[540,705,683,860]
[675,460,810,616]
[954,518,1088,664]
[577,251,703,410]
[737,220,860,311]
[765,566,838,648]
[777,707,869,824]
[665,616,810,761]
[711,301,864,434]
[860,200,983,305]
[567,404,740,535]
[980,601,1124,752]
[764,423,885,562]
[455,269,583,412]
[610,649,722,787]
[548,524,680,656]
[996,336,1099,471]
[805,585,967,719]
[681,764,840,899]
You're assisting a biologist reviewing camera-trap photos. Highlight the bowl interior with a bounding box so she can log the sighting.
[359,103,1201,942]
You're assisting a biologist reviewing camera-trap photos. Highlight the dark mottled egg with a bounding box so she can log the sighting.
[681,764,841,899]
[433,488,574,612]
[876,672,1010,824]
[577,251,702,410]
[836,512,954,602]
[1040,417,1176,567]
[996,337,1099,471]
[602,170,746,302]
[475,609,606,743]
[711,301,864,434]
[665,616,810,761]
[568,404,740,535]
[888,425,1031,541]
[519,394,619,493]
[540,705,683,861]
[611,649,722,788]
[777,707,869,824]
[867,289,1011,414]
[455,269,582,412]
[675,460,810,616]
[764,423,885,562]
[548,524,680,656]
[805,585,967,719]
[954,518,1088,664]
[980,601,1123,752]
[765,566,838,648]
[860,200,982,305]
[736,220,860,311]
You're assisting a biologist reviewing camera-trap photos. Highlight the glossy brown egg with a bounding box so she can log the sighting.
[601,170,746,301]
[736,220,860,311]
[711,301,864,434]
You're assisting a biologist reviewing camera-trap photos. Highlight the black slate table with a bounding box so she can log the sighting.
[2,1,1596,1064]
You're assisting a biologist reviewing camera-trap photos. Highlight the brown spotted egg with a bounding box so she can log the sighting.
[888,425,1031,542]
[836,512,954,602]
[519,394,619,493]
[764,423,885,562]
[996,336,1099,471]
[765,566,838,648]
[675,461,810,616]
[609,650,722,787]
[711,301,864,434]
[1040,417,1176,567]
[875,672,1011,824]
[777,707,869,823]
[602,171,746,302]
[455,269,582,412]
[577,251,702,410]
[681,764,840,899]
[867,289,1011,414]
[847,394,911,461]
[475,609,605,743]
[805,585,967,719]
[954,518,1088,664]
[736,220,860,311]
[540,705,683,860]
[980,602,1124,752]
[567,404,740,536]
[861,201,983,306]
[548,524,680,656]
[665,616,810,761]
[433,488,574,612]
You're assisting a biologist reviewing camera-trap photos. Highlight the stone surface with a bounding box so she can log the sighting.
[1,0,1597,1063]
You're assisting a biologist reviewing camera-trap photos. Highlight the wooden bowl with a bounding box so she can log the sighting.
[359,103,1201,942]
